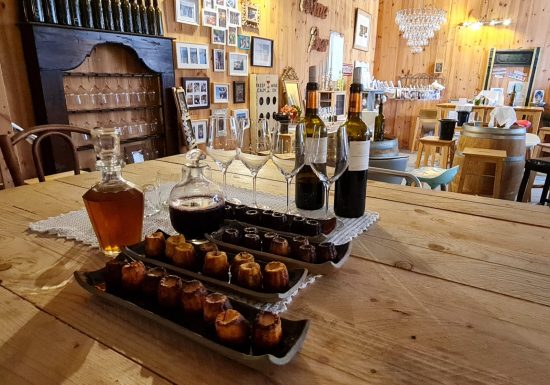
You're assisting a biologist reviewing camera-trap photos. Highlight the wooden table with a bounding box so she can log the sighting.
[2,155,550,384]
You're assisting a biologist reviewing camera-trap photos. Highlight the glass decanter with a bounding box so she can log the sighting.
[168,149,225,240]
[83,127,144,256]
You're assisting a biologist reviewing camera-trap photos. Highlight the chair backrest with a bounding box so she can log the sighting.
[1,124,90,186]
[419,109,438,120]
[369,165,422,187]
[368,156,422,186]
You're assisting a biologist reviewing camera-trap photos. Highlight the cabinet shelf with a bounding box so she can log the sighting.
[64,72,160,78]
[76,134,164,151]
[67,105,162,114]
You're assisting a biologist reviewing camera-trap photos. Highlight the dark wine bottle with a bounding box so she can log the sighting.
[70,0,82,26]
[112,0,124,31]
[131,0,142,34]
[55,0,72,25]
[295,65,325,211]
[43,0,58,24]
[373,98,385,141]
[80,0,94,28]
[121,0,133,32]
[102,0,115,30]
[146,0,157,35]
[139,0,149,34]
[92,0,105,29]
[154,0,163,35]
[24,0,45,22]
[334,67,371,218]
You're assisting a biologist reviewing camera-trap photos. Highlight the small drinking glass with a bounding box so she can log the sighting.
[207,116,239,201]
[309,125,349,219]
[143,176,161,217]
[271,121,306,213]
[237,118,271,208]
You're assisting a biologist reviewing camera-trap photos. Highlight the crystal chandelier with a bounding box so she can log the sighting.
[395,7,446,54]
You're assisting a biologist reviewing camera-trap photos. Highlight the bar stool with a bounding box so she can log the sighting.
[457,147,507,199]
[416,136,456,169]
[516,157,550,205]
[411,109,439,151]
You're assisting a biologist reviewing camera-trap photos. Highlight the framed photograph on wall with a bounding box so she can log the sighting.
[226,0,237,8]
[213,49,226,72]
[238,34,251,50]
[215,0,225,6]
[228,9,241,27]
[176,0,199,25]
[353,9,371,52]
[434,62,443,74]
[203,0,214,8]
[217,6,228,28]
[229,52,248,76]
[233,81,246,103]
[172,86,196,148]
[533,89,545,104]
[251,37,273,67]
[213,83,230,103]
[192,119,208,144]
[211,27,226,45]
[246,5,259,24]
[227,26,238,47]
[182,77,210,110]
[233,108,250,128]
[176,43,209,69]
[202,8,217,27]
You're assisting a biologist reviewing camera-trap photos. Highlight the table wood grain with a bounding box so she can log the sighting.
[1,156,549,384]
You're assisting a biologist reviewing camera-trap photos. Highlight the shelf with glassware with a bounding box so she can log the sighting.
[319,91,347,121]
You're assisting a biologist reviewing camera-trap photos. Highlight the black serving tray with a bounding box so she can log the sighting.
[125,233,308,303]
[74,258,309,369]
[207,222,352,275]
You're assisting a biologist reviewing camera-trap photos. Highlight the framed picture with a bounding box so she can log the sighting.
[176,0,199,25]
[203,0,214,8]
[434,62,443,74]
[182,77,210,110]
[227,26,238,47]
[213,83,230,103]
[233,81,246,103]
[202,8,217,27]
[229,52,248,76]
[233,108,250,128]
[238,34,251,50]
[213,48,226,72]
[353,9,371,52]
[251,37,273,67]
[215,0,225,6]
[192,119,208,144]
[217,6,228,28]
[172,87,195,148]
[246,5,259,24]
[283,80,302,109]
[228,9,241,27]
[176,43,209,69]
[226,0,237,9]
[211,27,226,45]
[533,89,545,104]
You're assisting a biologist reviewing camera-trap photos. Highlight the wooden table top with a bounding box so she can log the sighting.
[1,155,550,384]
[436,103,544,112]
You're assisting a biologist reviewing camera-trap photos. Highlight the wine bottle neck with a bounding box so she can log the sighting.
[348,83,363,115]
[305,84,319,113]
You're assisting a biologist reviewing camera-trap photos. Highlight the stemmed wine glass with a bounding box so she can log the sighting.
[207,116,239,202]
[271,121,306,213]
[309,125,349,219]
[237,118,271,208]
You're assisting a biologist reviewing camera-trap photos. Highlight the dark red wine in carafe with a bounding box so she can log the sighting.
[169,195,225,239]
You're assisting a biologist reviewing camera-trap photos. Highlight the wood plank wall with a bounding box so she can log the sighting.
[374,0,550,150]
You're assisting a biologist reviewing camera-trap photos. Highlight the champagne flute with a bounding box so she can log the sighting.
[237,118,271,208]
[271,122,306,213]
[207,116,239,202]
[309,125,349,219]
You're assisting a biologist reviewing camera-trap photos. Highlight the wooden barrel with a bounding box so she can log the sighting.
[370,137,399,158]
[450,124,526,200]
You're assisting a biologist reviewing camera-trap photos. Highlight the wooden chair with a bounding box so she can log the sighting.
[0,124,90,187]
[520,142,550,202]
[538,126,550,143]
[416,136,456,169]
[411,109,439,151]
[457,147,507,199]
[517,154,550,206]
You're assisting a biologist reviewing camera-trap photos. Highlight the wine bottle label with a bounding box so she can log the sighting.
[306,137,327,164]
[348,141,370,171]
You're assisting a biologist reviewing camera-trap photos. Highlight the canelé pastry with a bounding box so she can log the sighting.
[243,233,262,250]
[172,242,198,269]
[243,226,258,235]
[303,219,321,236]
[237,262,263,290]
[121,260,146,293]
[269,237,290,257]
[290,236,309,257]
[290,216,306,234]
[262,232,278,251]
[222,228,241,244]
[203,250,230,279]
[263,262,290,292]
[270,212,288,231]
[215,309,250,346]
[203,293,232,324]
[317,242,337,262]
[234,204,248,221]
[157,275,183,308]
[230,252,255,277]
[260,210,274,226]
[244,209,261,224]
[104,259,126,290]
[142,267,166,299]
[298,244,316,263]
[181,280,207,314]
[144,231,166,259]
[195,241,218,259]
[252,311,283,351]
[165,235,186,260]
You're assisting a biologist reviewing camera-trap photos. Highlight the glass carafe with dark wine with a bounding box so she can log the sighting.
[168,149,225,240]
[83,127,144,256]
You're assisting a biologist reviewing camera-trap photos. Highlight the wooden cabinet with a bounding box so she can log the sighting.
[21,23,176,174]
[319,91,346,121]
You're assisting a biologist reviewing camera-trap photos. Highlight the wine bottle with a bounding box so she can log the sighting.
[121,0,133,32]
[139,0,149,34]
[55,0,72,25]
[92,0,105,29]
[154,0,163,35]
[102,0,115,30]
[146,0,157,35]
[70,0,82,26]
[112,0,124,31]
[334,67,371,218]
[80,0,94,28]
[373,97,385,141]
[43,0,58,24]
[131,0,142,34]
[295,65,325,211]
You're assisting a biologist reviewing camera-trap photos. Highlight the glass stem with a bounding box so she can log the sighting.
[324,183,331,218]
[222,166,228,192]
[252,173,258,207]
[285,177,292,213]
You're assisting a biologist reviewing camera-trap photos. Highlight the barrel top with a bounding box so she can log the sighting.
[462,124,526,136]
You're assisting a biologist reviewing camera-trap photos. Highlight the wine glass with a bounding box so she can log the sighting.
[207,116,239,202]
[237,118,271,208]
[309,125,349,219]
[271,121,306,213]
